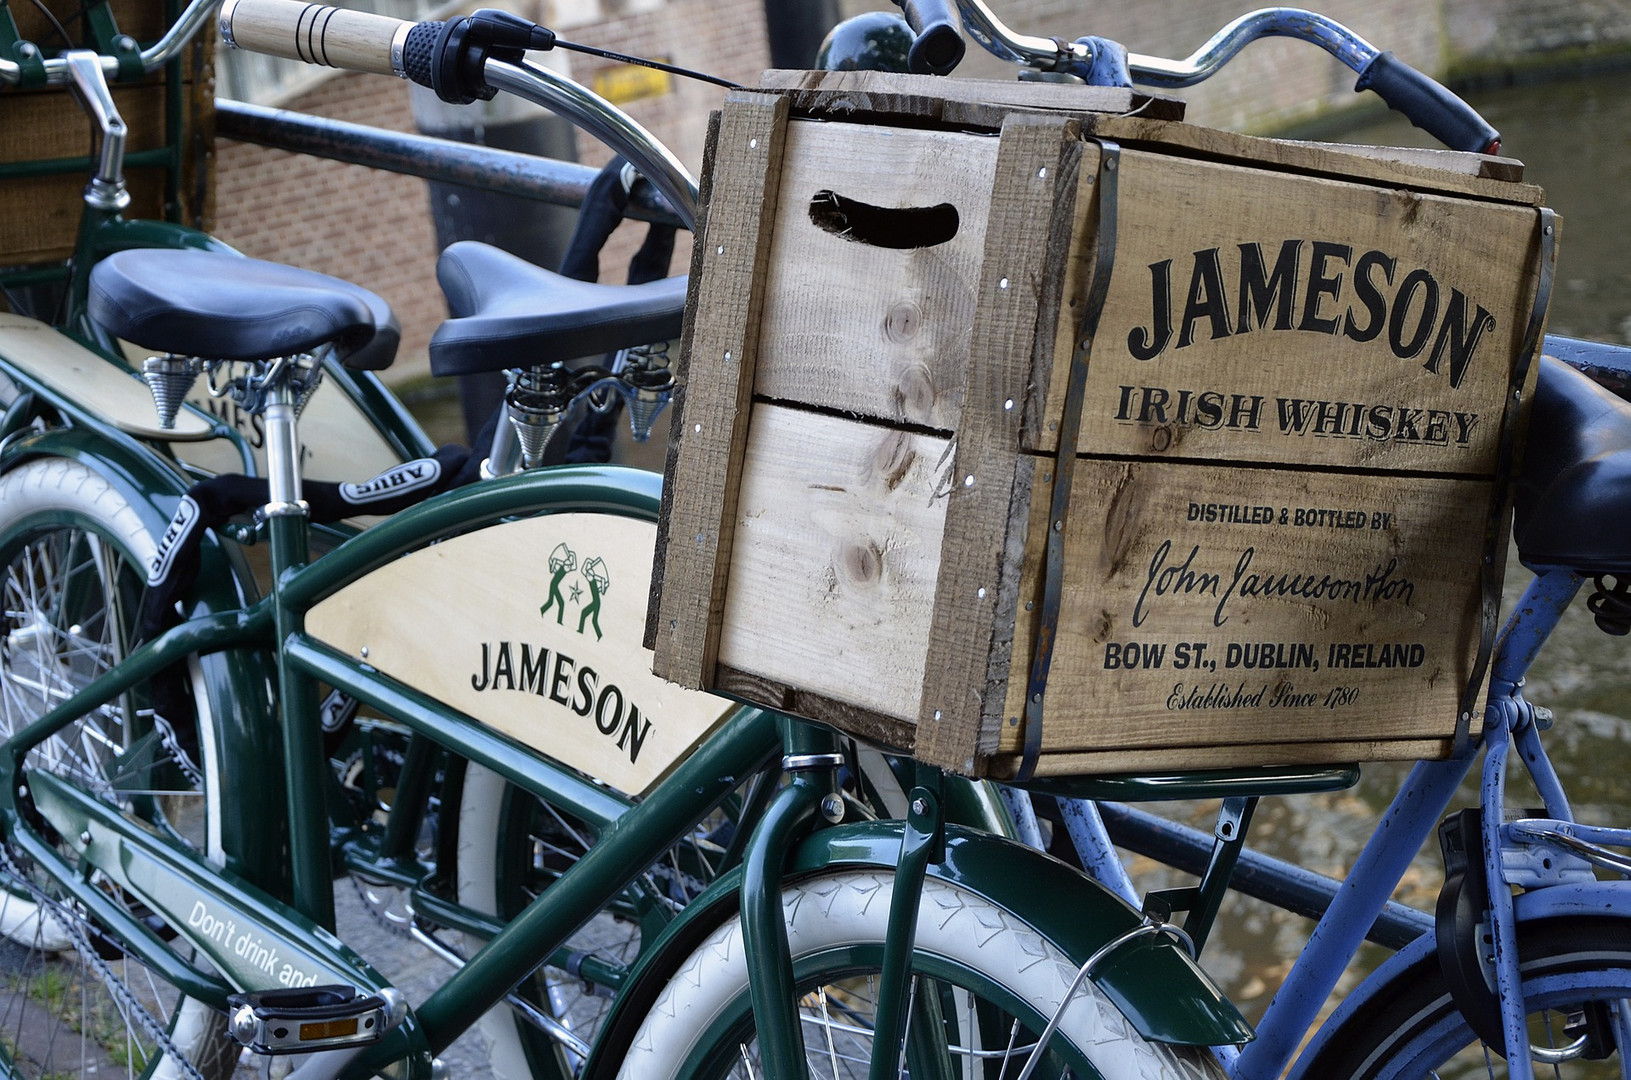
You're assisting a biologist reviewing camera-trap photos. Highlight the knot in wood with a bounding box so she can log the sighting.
[839,540,883,587]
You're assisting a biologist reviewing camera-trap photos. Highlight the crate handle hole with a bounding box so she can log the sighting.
[808,190,959,250]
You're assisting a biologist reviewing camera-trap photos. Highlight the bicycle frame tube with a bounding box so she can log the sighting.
[403,704,779,1058]
[1230,753,1473,1078]
[1238,573,1580,1076]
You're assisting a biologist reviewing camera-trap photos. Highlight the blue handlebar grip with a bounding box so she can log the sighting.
[1355,51,1500,155]
[893,0,965,76]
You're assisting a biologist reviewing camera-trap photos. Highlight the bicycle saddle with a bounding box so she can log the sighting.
[1514,352,1631,572]
[430,240,687,376]
[88,249,400,371]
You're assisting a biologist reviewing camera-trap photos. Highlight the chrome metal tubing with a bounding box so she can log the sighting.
[953,2,1379,88]
[482,57,699,230]
[955,0,1080,68]
[63,51,130,208]
[1126,8,1379,87]
[2,0,221,86]
[263,393,305,513]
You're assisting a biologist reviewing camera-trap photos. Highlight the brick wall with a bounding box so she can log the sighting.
[214,73,442,359]
[1443,0,1631,70]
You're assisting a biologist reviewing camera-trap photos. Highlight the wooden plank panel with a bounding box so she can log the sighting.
[1070,113,1544,207]
[757,72,1540,205]
[0,313,212,439]
[651,92,790,688]
[915,113,1088,773]
[717,403,951,720]
[754,120,1000,430]
[1001,460,1488,758]
[758,69,1185,123]
[1033,148,1543,475]
[1297,139,1522,182]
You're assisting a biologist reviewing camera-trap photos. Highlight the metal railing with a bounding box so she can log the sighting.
[214,99,687,228]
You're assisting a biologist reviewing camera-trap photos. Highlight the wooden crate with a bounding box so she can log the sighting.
[649,74,1556,779]
[0,0,214,268]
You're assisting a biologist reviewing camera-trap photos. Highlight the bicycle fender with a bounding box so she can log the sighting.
[0,427,287,891]
[583,821,1251,1076]
[1287,880,1631,1079]
[799,821,1252,1047]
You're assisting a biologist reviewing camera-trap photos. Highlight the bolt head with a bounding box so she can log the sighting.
[231,1006,260,1043]
[911,798,928,816]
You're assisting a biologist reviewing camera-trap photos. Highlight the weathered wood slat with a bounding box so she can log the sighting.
[756,70,1541,206]
[650,92,791,687]
[717,403,950,719]
[1000,460,1490,757]
[1003,737,1453,780]
[1299,139,1522,182]
[753,121,1001,430]
[1069,112,1544,206]
[916,114,1086,772]
[758,68,1186,123]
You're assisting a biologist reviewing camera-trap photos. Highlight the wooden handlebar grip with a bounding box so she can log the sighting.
[222,0,406,77]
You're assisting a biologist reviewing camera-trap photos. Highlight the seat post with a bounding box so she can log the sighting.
[262,366,307,521]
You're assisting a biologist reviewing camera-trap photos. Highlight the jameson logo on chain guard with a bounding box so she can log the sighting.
[307,514,731,795]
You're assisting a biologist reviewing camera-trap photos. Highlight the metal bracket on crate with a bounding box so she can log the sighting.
[1454,205,1558,759]
[1017,138,1121,782]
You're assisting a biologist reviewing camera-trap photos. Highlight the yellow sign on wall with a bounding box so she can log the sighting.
[592,62,674,105]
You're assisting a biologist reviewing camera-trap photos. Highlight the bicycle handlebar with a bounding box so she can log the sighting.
[219,0,404,78]
[217,0,700,229]
[0,0,222,86]
[1355,50,1500,155]
[892,0,966,75]
[894,1,1501,154]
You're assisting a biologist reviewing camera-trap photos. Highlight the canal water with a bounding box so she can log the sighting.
[1143,68,1631,1036]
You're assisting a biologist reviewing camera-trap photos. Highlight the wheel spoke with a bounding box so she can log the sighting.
[0,462,231,1080]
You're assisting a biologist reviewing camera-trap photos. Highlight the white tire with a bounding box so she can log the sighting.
[0,457,235,1080]
[615,869,1228,1080]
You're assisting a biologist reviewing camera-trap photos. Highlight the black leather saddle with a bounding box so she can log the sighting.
[1516,348,1631,573]
[88,248,399,371]
[429,240,687,376]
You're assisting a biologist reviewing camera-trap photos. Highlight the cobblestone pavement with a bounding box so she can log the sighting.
[326,880,496,1079]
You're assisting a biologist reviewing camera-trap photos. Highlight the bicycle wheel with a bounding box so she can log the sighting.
[0,457,237,1080]
[609,868,1227,1080]
[457,760,749,1080]
[1303,918,1631,1079]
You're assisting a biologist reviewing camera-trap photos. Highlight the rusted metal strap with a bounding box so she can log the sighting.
[1455,204,1557,755]
[1018,138,1121,782]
